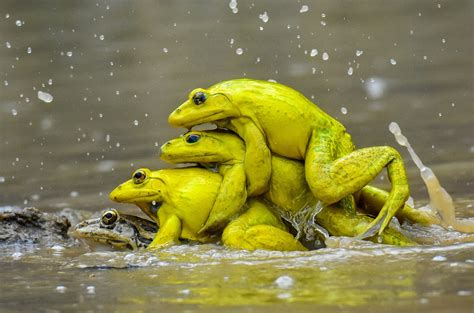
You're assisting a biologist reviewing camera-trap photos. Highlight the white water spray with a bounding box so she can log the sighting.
[389,122,473,232]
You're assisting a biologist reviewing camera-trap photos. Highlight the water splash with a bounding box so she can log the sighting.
[389,122,474,232]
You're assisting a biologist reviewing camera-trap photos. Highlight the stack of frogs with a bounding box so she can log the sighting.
[75,79,442,251]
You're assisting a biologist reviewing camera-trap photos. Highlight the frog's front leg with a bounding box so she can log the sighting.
[147,212,181,250]
[229,117,272,196]
[221,199,307,251]
[199,164,247,234]
[305,129,409,237]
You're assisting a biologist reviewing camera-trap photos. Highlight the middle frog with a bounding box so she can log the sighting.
[168,78,411,237]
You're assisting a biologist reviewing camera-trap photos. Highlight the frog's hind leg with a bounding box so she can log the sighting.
[222,199,306,251]
[358,185,440,226]
[305,129,409,237]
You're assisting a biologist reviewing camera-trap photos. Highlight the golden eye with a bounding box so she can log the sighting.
[101,209,118,226]
[132,170,146,184]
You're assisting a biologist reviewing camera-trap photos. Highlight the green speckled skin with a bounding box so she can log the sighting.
[169,78,411,236]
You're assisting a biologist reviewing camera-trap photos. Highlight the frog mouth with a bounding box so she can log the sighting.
[109,188,160,203]
[182,112,229,129]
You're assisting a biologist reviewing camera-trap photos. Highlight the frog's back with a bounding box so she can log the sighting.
[211,79,347,159]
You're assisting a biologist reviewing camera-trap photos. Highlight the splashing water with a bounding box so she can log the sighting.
[389,122,474,233]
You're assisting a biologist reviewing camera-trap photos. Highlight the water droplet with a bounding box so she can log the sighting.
[48,78,53,85]
[0,177,5,183]
[275,276,294,289]
[390,58,397,65]
[163,47,168,53]
[341,107,348,114]
[86,286,96,294]
[432,255,447,262]
[133,120,139,126]
[37,91,53,103]
[322,52,329,61]
[235,48,243,55]
[229,0,238,13]
[365,77,386,100]
[106,134,110,142]
[56,286,67,293]
[4,80,8,86]
[299,5,309,13]
[356,50,363,56]
[5,41,11,49]
[11,109,17,116]
[5,14,10,19]
[347,67,353,76]
[310,49,318,57]
[15,20,22,27]
[99,34,105,40]
[66,51,73,57]
[441,38,446,43]
[320,21,326,26]
[259,11,269,23]
[70,191,79,197]
[27,47,32,54]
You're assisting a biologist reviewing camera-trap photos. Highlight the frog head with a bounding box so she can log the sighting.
[168,87,241,128]
[109,168,166,222]
[73,209,157,250]
[160,130,245,164]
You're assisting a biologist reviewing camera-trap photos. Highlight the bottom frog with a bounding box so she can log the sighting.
[73,201,306,251]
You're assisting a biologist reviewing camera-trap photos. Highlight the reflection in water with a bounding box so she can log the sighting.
[1,242,473,311]
[0,0,473,312]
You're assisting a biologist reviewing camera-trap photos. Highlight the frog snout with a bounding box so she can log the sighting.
[160,141,172,157]
[109,186,122,201]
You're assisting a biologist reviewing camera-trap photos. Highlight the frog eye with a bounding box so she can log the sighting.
[192,91,207,105]
[101,209,118,226]
[185,134,201,144]
[132,170,146,184]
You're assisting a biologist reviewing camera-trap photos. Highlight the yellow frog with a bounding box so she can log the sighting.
[168,78,410,237]
[109,168,306,251]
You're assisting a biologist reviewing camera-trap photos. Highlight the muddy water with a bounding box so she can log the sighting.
[0,1,473,312]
